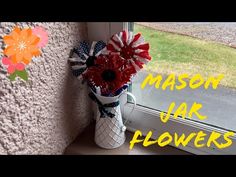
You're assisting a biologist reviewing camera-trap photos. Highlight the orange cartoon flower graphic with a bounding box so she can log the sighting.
[3,27,41,65]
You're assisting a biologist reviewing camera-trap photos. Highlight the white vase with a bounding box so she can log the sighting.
[90,91,126,149]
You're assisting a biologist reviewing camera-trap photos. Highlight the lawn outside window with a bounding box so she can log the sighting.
[87,22,236,155]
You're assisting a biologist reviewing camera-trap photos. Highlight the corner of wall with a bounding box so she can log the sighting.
[0,22,92,154]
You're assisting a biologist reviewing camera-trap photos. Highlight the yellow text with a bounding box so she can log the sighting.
[141,73,224,90]
[130,130,234,150]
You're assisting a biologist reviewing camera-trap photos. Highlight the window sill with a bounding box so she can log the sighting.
[64,123,191,155]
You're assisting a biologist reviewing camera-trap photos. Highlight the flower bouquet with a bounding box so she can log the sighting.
[68,30,151,149]
[2,26,48,81]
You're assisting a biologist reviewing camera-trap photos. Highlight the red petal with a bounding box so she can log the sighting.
[107,44,116,51]
[135,60,144,68]
[122,31,127,44]
[111,38,122,49]
[130,33,141,46]
[136,51,152,60]
[134,43,150,50]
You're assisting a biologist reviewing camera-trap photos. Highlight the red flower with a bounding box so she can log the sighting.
[105,30,152,72]
[83,54,134,95]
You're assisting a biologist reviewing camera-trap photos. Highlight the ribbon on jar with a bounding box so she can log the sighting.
[89,92,120,118]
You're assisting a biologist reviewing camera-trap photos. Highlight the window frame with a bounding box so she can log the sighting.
[87,22,236,155]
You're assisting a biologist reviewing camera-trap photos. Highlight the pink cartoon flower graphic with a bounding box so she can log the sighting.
[3,27,41,65]
[1,25,48,81]
[32,26,49,48]
[2,57,25,74]
[1,57,28,81]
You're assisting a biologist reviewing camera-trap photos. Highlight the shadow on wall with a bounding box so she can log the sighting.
[60,63,93,144]
[61,22,92,139]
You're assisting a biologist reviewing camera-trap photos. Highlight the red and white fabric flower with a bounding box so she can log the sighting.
[104,30,151,72]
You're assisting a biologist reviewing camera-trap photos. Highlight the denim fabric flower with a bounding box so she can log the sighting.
[68,41,106,79]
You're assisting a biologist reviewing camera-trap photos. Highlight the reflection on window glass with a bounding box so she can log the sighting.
[131,22,236,132]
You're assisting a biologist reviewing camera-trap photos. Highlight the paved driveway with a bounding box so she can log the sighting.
[136,22,236,48]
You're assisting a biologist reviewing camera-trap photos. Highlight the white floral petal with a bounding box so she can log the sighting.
[68,57,85,63]
[72,65,86,70]
[134,55,149,64]
[130,60,141,72]
[127,32,133,45]
[132,36,145,48]
[89,41,96,56]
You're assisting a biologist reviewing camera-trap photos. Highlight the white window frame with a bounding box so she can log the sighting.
[87,22,236,155]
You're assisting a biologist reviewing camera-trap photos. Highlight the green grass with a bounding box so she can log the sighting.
[134,24,236,88]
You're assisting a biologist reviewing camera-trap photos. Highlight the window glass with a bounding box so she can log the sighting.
[130,22,236,132]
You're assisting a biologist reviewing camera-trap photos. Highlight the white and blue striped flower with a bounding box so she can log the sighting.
[68,41,106,79]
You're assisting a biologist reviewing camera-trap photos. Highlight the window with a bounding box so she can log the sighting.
[124,22,236,155]
[87,22,236,155]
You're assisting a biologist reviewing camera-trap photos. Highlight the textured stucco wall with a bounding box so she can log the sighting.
[0,22,92,154]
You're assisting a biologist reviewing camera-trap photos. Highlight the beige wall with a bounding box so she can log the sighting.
[0,22,92,154]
